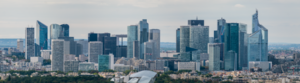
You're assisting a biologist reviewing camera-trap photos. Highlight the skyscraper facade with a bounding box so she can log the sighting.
[248,10,268,68]
[98,55,110,72]
[144,40,155,60]
[88,41,103,63]
[217,18,226,43]
[76,39,88,55]
[149,29,160,59]
[176,28,180,52]
[103,37,117,56]
[25,28,35,60]
[224,23,247,70]
[88,32,98,42]
[133,41,140,58]
[116,46,127,57]
[60,24,69,37]
[138,19,149,59]
[209,43,221,71]
[179,26,190,61]
[51,39,64,71]
[50,24,63,49]
[17,39,23,52]
[188,19,204,26]
[36,20,48,50]
[189,25,209,61]
[127,25,138,58]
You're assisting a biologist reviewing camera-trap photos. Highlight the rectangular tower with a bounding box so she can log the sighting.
[36,20,48,50]
[209,43,221,71]
[25,28,35,60]
[127,25,138,58]
[138,19,149,59]
[149,29,160,59]
[88,41,103,63]
[51,39,64,71]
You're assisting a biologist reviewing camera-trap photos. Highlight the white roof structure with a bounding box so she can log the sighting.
[129,70,157,83]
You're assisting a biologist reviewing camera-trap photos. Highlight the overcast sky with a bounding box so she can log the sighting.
[0,0,299,43]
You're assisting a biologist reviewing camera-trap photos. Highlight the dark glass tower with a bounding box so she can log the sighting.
[36,20,48,50]
[188,18,204,26]
[103,37,117,56]
[61,24,69,37]
[176,28,180,52]
[88,32,98,42]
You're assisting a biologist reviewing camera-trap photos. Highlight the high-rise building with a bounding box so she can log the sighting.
[60,24,69,37]
[75,43,83,57]
[217,18,226,43]
[133,41,140,58]
[51,39,64,71]
[189,25,209,61]
[225,50,237,71]
[179,26,190,61]
[144,40,155,60]
[58,37,76,55]
[176,28,180,52]
[76,39,88,55]
[188,18,204,26]
[127,25,138,58]
[50,24,63,49]
[213,30,218,43]
[112,34,127,46]
[116,46,127,58]
[138,19,149,59]
[17,39,24,52]
[224,23,247,70]
[98,33,110,43]
[88,41,103,63]
[41,50,51,60]
[34,43,40,57]
[88,32,98,42]
[25,28,35,60]
[103,37,117,56]
[36,20,48,50]
[149,29,160,59]
[248,10,268,68]
[98,54,114,72]
[209,43,221,71]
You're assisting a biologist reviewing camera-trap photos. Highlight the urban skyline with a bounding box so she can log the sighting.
[0,0,299,43]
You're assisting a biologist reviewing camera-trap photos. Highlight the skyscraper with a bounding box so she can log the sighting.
[58,37,76,55]
[133,41,140,58]
[17,39,23,52]
[217,18,226,43]
[224,23,247,70]
[189,25,209,61]
[149,29,160,59]
[127,25,138,58]
[36,20,48,50]
[209,43,221,71]
[144,40,155,60]
[116,46,127,57]
[103,37,117,56]
[98,54,114,72]
[138,19,149,59]
[179,26,190,61]
[188,18,204,26]
[76,39,88,55]
[51,39,64,71]
[88,32,98,42]
[176,28,180,52]
[88,41,103,63]
[248,10,268,67]
[60,24,69,37]
[25,28,35,60]
[50,24,63,49]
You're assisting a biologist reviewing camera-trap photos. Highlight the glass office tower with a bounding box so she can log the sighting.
[36,20,48,50]
[179,26,190,61]
[189,25,209,61]
[176,28,180,52]
[50,24,63,49]
[224,23,247,70]
[138,19,149,59]
[217,18,226,43]
[103,37,117,56]
[127,25,138,58]
[248,10,268,67]
[98,55,110,72]
[88,32,98,42]
[61,24,69,37]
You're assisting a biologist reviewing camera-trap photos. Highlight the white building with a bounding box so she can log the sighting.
[51,39,64,71]
[88,41,103,63]
[25,28,35,60]
[30,57,43,63]
[41,50,51,60]
[248,61,272,71]
[64,54,75,61]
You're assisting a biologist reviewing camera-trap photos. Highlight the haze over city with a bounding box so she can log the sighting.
[0,0,299,43]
